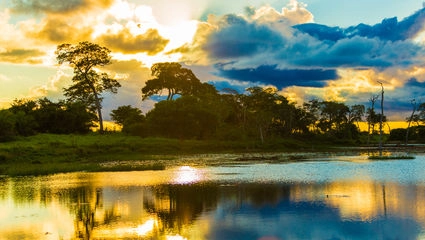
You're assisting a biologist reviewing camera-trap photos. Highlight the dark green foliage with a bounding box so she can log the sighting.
[389,128,406,141]
[0,109,16,141]
[34,98,96,134]
[390,126,425,142]
[146,96,218,139]
[110,105,146,135]
[4,98,96,136]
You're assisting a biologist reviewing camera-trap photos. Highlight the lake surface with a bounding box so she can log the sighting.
[2,154,425,239]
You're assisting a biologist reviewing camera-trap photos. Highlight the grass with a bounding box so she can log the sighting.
[0,133,317,176]
[1,133,418,176]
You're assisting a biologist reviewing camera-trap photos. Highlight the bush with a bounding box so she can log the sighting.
[0,110,16,141]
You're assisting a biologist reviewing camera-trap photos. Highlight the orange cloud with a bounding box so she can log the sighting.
[0,48,45,64]
[24,16,93,44]
[97,28,169,55]
[11,0,114,15]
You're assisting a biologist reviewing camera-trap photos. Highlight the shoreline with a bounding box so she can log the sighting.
[0,134,422,177]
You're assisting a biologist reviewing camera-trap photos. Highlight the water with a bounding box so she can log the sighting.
[1,154,425,239]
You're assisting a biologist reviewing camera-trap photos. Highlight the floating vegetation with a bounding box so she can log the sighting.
[368,155,415,160]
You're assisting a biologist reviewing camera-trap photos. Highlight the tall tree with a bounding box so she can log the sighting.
[405,99,417,145]
[56,41,121,133]
[366,95,379,144]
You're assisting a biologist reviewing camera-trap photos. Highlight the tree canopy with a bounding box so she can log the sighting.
[142,62,215,101]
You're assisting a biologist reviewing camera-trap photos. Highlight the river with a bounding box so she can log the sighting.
[1,154,425,239]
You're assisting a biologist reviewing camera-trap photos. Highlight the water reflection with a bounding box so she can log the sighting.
[2,157,425,239]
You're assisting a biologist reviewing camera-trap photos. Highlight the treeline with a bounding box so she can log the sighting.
[1,42,425,144]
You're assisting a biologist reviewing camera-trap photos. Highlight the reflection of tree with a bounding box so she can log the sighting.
[144,184,219,233]
[60,187,102,240]
[241,184,290,207]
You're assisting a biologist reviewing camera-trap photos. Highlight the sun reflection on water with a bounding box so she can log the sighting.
[135,219,155,236]
[173,166,202,184]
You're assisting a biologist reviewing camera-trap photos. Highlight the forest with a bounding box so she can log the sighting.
[1,42,425,144]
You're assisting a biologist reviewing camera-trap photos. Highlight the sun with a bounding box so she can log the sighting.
[101,0,199,67]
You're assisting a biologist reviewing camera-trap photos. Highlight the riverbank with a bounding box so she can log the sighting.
[0,133,419,176]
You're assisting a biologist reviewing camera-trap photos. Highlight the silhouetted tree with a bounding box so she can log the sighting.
[56,41,121,133]
[142,62,213,101]
[349,104,365,128]
[111,105,146,135]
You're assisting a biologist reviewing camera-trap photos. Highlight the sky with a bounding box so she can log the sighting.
[1,0,425,121]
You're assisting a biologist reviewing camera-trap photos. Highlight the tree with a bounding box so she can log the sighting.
[0,109,16,141]
[145,96,218,139]
[111,105,145,135]
[366,95,379,144]
[142,62,212,101]
[302,99,321,133]
[9,99,38,136]
[349,104,365,128]
[34,98,96,134]
[405,99,417,145]
[317,101,349,134]
[56,41,121,133]
[244,87,282,143]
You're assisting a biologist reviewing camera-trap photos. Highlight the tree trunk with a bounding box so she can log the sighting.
[89,83,104,133]
[406,100,416,146]
[259,125,264,144]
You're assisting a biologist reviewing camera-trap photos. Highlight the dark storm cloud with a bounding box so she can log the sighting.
[295,8,425,42]
[208,80,250,93]
[11,0,113,14]
[203,14,284,59]
[97,28,169,55]
[215,65,337,88]
[292,36,422,68]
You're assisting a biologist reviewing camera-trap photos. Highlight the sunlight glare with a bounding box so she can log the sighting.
[174,166,202,184]
[135,219,155,236]
[166,235,188,240]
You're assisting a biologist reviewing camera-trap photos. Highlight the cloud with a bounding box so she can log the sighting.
[250,0,313,26]
[202,14,284,59]
[295,8,425,42]
[214,65,337,88]
[0,48,45,64]
[101,59,153,116]
[97,28,169,55]
[23,16,94,44]
[27,69,71,100]
[11,0,114,14]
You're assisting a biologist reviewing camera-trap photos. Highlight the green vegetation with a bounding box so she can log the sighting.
[0,133,336,176]
[368,155,415,160]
